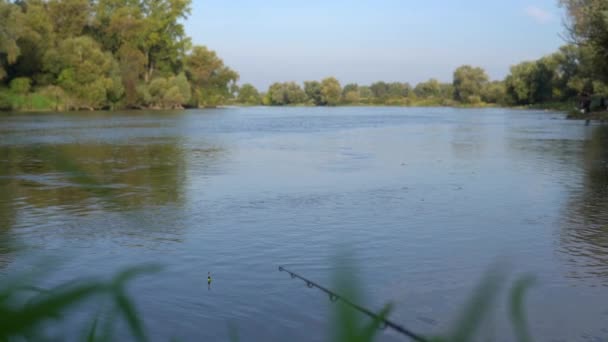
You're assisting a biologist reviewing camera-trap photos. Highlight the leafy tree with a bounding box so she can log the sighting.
[10,77,31,95]
[387,82,411,98]
[145,72,190,108]
[185,46,238,107]
[237,83,261,105]
[94,1,145,53]
[414,79,442,98]
[0,1,26,80]
[439,83,455,99]
[44,36,123,109]
[342,83,359,96]
[505,62,538,105]
[453,65,489,103]
[140,0,192,81]
[560,0,608,81]
[267,82,286,105]
[370,81,389,101]
[118,45,147,107]
[320,77,341,106]
[47,0,91,39]
[504,58,561,105]
[285,82,307,104]
[10,1,55,84]
[481,81,507,104]
[304,81,322,105]
[342,83,360,104]
[267,82,306,105]
[358,86,373,102]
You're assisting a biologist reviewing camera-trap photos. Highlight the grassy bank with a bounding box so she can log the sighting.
[0,89,61,112]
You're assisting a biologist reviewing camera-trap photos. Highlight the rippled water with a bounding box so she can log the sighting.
[1,107,607,341]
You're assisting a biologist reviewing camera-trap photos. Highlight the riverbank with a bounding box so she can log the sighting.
[566,110,608,121]
[0,95,585,114]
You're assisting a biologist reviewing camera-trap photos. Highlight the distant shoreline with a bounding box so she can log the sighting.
[0,102,575,113]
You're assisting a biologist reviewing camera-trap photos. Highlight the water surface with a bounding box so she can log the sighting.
[1,107,607,341]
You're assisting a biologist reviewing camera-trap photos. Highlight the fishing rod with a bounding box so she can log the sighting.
[278,266,428,342]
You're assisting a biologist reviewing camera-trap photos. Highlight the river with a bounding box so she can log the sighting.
[0,107,607,341]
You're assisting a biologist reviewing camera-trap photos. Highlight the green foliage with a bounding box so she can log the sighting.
[304,81,323,105]
[186,46,239,108]
[236,83,261,105]
[141,73,191,109]
[560,0,608,82]
[343,90,360,104]
[10,77,32,95]
[414,78,442,98]
[0,0,239,111]
[482,81,507,104]
[342,83,359,96]
[43,36,123,109]
[0,265,160,341]
[369,81,389,102]
[266,82,307,105]
[321,77,342,106]
[0,0,26,79]
[453,65,489,103]
[0,89,12,110]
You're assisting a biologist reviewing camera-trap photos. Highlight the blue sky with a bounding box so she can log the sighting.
[185,0,565,90]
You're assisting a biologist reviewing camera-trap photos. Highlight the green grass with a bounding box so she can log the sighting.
[0,89,59,111]
[0,265,161,341]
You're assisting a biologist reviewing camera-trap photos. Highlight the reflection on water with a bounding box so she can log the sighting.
[561,125,608,283]
[0,138,199,268]
[0,141,186,213]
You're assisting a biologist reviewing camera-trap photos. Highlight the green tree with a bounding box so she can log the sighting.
[146,72,190,108]
[118,45,147,107]
[342,83,359,96]
[342,83,360,104]
[0,1,26,80]
[185,46,238,107]
[504,58,561,105]
[44,36,123,109]
[267,82,287,105]
[387,82,411,98]
[439,83,455,100]
[560,0,608,81]
[304,81,322,105]
[237,83,261,105]
[504,61,538,105]
[9,77,31,95]
[140,0,192,81]
[94,1,145,53]
[47,0,91,39]
[414,79,442,98]
[481,81,507,104]
[370,81,389,102]
[10,1,55,84]
[358,86,373,102]
[285,82,307,104]
[453,65,489,103]
[267,82,306,105]
[320,77,341,106]
[343,90,360,104]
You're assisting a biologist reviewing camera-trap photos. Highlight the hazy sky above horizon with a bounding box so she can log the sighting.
[185,0,565,90]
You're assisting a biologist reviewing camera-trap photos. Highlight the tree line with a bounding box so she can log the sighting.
[1,0,607,112]
[235,0,608,111]
[0,0,238,111]
[232,42,607,110]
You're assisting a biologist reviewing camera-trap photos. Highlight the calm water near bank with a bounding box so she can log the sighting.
[1,107,607,341]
